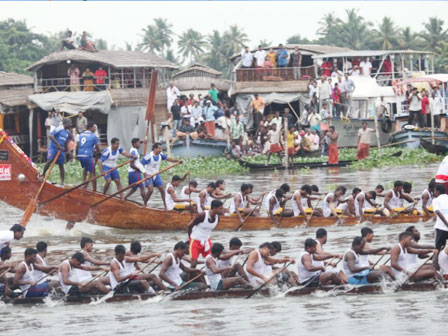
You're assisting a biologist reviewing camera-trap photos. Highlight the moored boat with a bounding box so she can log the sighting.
[163,138,229,158]
[239,159,354,171]
[420,138,448,155]
[0,128,434,231]
[388,129,448,149]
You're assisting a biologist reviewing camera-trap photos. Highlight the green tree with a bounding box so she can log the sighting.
[286,34,310,44]
[372,17,400,50]
[222,25,249,56]
[434,41,448,72]
[177,29,207,64]
[419,17,447,50]
[400,27,420,50]
[165,49,179,65]
[96,38,108,50]
[317,12,342,45]
[258,39,272,48]
[338,9,372,49]
[153,17,173,56]
[138,25,162,53]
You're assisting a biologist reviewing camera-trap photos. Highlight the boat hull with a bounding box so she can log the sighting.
[164,138,228,158]
[239,159,354,171]
[388,129,448,149]
[0,129,434,230]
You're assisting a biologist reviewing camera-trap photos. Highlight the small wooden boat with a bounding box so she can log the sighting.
[239,159,354,171]
[388,129,448,149]
[420,138,448,155]
[163,138,229,158]
[0,128,434,231]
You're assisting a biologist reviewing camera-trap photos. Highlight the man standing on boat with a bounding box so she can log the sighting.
[327,126,339,164]
[248,93,265,131]
[356,122,375,160]
[42,118,72,185]
[77,122,99,191]
[141,142,182,209]
[124,138,146,202]
[187,200,224,268]
[99,137,135,200]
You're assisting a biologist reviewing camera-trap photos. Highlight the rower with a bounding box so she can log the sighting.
[76,122,100,191]
[99,137,135,199]
[322,186,346,217]
[404,226,437,273]
[384,180,405,216]
[141,142,182,209]
[338,187,361,216]
[212,179,233,202]
[14,248,57,298]
[432,184,448,250]
[263,183,291,211]
[196,182,216,213]
[292,185,313,222]
[110,245,150,294]
[375,185,385,198]
[266,241,297,286]
[0,247,13,297]
[343,237,391,285]
[314,229,346,283]
[267,189,293,226]
[124,241,167,291]
[218,237,251,281]
[0,224,25,254]
[205,243,250,291]
[76,237,110,285]
[180,180,200,207]
[188,200,224,268]
[229,183,263,223]
[390,231,440,281]
[355,190,384,219]
[34,242,59,287]
[166,173,193,211]
[438,243,448,280]
[401,182,419,214]
[124,138,146,202]
[421,179,435,216]
[359,228,394,279]
[297,238,342,287]
[59,252,109,296]
[159,241,206,290]
[42,118,72,185]
[245,242,292,286]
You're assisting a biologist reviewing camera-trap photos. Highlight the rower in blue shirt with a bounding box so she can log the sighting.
[42,118,72,185]
[77,122,99,191]
[99,137,135,199]
[124,137,147,202]
[141,142,181,209]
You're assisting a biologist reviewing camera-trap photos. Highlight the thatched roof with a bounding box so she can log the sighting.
[27,50,179,71]
[0,72,33,88]
[173,63,222,78]
[0,88,34,107]
[231,80,308,95]
[110,88,167,107]
[230,44,352,61]
[173,77,231,91]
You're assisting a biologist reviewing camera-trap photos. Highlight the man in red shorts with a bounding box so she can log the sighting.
[187,200,224,268]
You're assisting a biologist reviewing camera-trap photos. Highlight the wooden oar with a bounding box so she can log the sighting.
[382,256,391,265]
[175,271,204,292]
[246,261,292,299]
[34,269,57,283]
[396,254,433,291]
[20,150,61,226]
[371,254,386,269]
[39,160,131,206]
[81,270,108,287]
[235,195,265,231]
[303,199,321,228]
[392,202,417,217]
[0,267,11,278]
[241,254,250,268]
[91,162,181,208]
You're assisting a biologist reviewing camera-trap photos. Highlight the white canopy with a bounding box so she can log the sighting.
[350,77,395,99]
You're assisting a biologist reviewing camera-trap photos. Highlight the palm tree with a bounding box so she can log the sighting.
[153,17,174,56]
[435,41,448,72]
[200,30,227,73]
[338,9,371,49]
[258,39,272,48]
[286,34,310,44]
[373,17,400,50]
[400,27,415,50]
[177,29,207,64]
[419,17,448,50]
[223,25,249,56]
[138,25,162,53]
[317,12,342,45]
[165,49,179,65]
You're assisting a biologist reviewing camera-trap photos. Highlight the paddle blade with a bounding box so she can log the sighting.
[19,198,38,227]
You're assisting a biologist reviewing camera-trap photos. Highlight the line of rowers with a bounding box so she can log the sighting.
[161,176,435,225]
[1,223,448,300]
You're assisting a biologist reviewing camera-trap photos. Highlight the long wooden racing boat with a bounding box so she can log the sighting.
[239,159,354,171]
[0,129,434,231]
[2,281,441,305]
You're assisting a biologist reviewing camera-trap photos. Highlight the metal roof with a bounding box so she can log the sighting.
[27,50,179,72]
[312,50,434,59]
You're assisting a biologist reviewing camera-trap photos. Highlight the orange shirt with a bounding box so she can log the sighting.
[250,97,266,111]
[266,52,277,67]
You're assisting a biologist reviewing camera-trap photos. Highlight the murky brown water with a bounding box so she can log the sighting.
[1,163,446,336]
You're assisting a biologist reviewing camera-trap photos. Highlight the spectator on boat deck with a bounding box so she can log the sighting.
[241,47,253,68]
[276,44,288,68]
[343,73,355,115]
[308,108,321,132]
[430,90,443,129]
[421,90,430,128]
[230,115,245,145]
[360,57,372,77]
[203,100,218,137]
[230,140,242,159]
[375,96,388,118]
[270,111,282,129]
[332,83,342,118]
[190,101,202,127]
[166,82,180,111]
[76,111,88,134]
[300,105,310,129]
[331,66,342,80]
[209,83,219,103]
[196,117,208,139]
[350,65,360,77]
[82,68,95,91]
[94,66,107,90]
[254,45,266,68]
[249,93,266,130]
[311,130,320,151]
[289,46,302,79]
[263,56,274,76]
[170,99,182,137]
[328,126,339,164]
[356,122,375,160]
[60,30,76,51]
[50,108,62,131]
[317,76,331,113]
[321,58,332,77]
[382,56,392,76]
[408,87,422,127]
[173,118,198,143]
[319,103,331,132]
[266,48,277,68]
[79,31,98,52]
[68,64,81,92]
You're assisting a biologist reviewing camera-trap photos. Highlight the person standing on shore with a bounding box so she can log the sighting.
[356,122,375,160]
[328,126,339,164]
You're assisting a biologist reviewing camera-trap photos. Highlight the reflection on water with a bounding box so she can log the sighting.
[0,163,446,335]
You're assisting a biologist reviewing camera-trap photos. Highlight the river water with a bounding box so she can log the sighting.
[1,163,447,336]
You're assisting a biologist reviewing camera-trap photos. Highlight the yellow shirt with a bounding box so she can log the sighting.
[287,132,295,148]
[250,97,266,111]
[267,52,277,67]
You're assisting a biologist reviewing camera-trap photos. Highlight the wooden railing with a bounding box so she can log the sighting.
[235,66,315,82]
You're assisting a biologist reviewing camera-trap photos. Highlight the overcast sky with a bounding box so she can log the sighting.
[2,1,447,51]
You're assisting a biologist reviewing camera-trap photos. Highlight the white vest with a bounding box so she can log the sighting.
[245,250,268,286]
[229,193,247,214]
[388,189,402,209]
[19,261,35,294]
[196,190,212,213]
[165,253,183,287]
[58,260,76,294]
[74,251,92,282]
[165,183,176,211]
[342,249,362,278]
[204,255,222,291]
[297,251,319,283]
[33,254,47,284]
[438,249,448,276]
[109,258,130,290]
[323,193,335,217]
[292,190,309,217]
[191,211,219,241]
[127,147,141,173]
[180,186,191,205]
[421,189,433,208]
[354,192,375,217]
[144,151,164,175]
[263,190,275,213]
[102,146,121,168]
[392,243,410,276]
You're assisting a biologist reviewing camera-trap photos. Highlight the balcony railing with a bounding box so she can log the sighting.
[235,66,315,82]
